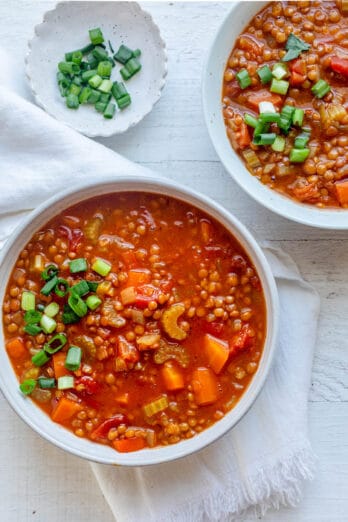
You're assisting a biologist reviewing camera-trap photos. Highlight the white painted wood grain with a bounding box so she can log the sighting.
[0,2,347,521]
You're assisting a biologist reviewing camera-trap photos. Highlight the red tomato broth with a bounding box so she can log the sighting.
[3,192,266,452]
[222,0,348,208]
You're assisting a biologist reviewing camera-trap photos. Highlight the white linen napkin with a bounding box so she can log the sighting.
[0,49,320,521]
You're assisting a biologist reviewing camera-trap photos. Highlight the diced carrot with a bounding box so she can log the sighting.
[335,179,348,205]
[237,121,251,149]
[51,397,82,423]
[204,334,229,374]
[161,361,185,391]
[121,250,138,268]
[247,90,282,111]
[290,71,306,86]
[126,269,151,287]
[200,220,212,244]
[113,437,146,453]
[115,393,130,406]
[191,367,218,406]
[53,352,70,379]
[6,337,25,358]
[290,59,306,76]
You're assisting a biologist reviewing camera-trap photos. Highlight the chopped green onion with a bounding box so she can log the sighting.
[44,333,67,354]
[87,89,101,104]
[108,40,115,54]
[236,68,251,89]
[120,67,132,81]
[69,258,88,274]
[87,54,98,69]
[289,148,310,162]
[97,60,112,78]
[92,258,112,276]
[82,69,97,82]
[70,280,90,297]
[99,93,111,104]
[66,93,79,109]
[253,133,276,146]
[272,62,288,80]
[271,136,286,152]
[54,279,69,297]
[116,94,131,110]
[294,132,310,149]
[259,101,276,114]
[279,105,295,133]
[86,294,102,310]
[89,27,104,45]
[65,44,94,61]
[292,108,304,126]
[79,87,92,104]
[38,377,56,389]
[104,101,116,119]
[57,376,75,390]
[311,79,331,99]
[65,346,82,371]
[114,44,134,64]
[69,83,82,97]
[111,81,128,100]
[68,293,88,318]
[19,379,36,395]
[62,304,80,325]
[32,350,50,367]
[41,265,58,281]
[21,291,35,311]
[87,281,99,292]
[72,51,83,65]
[44,302,60,318]
[257,65,272,85]
[40,314,57,334]
[24,310,42,324]
[244,113,258,128]
[259,112,281,124]
[24,324,42,336]
[98,79,113,93]
[125,57,141,76]
[37,304,45,312]
[58,61,80,75]
[95,101,108,113]
[253,119,269,137]
[72,76,83,87]
[88,74,103,89]
[133,49,141,58]
[92,45,108,62]
[270,79,289,95]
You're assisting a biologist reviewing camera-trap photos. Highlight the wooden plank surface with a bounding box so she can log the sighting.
[0,2,347,521]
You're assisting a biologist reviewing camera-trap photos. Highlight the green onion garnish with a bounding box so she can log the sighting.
[92,258,112,276]
[311,79,331,99]
[65,346,82,371]
[92,45,108,62]
[57,376,75,390]
[89,27,104,46]
[257,65,272,85]
[19,379,36,395]
[42,265,58,281]
[289,148,310,163]
[69,258,88,274]
[87,281,99,292]
[253,133,277,146]
[24,310,42,324]
[86,294,102,310]
[21,291,35,311]
[88,74,103,89]
[44,333,67,354]
[271,136,286,152]
[79,87,92,104]
[104,102,116,119]
[292,108,305,127]
[98,79,113,94]
[70,280,90,297]
[54,278,70,298]
[24,324,42,336]
[111,81,128,100]
[97,60,112,78]
[236,68,251,89]
[72,51,83,65]
[88,89,102,104]
[116,95,131,110]
[40,314,57,334]
[272,62,288,80]
[294,132,310,149]
[41,274,58,295]
[62,304,80,325]
[114,44,134,64]
[32,350,50,367]
[38,377,56,389]
[66,93,79,109]
[68,293,88,318]
[44,302,60,318]
[259,113,281,124]
[244,113,258,128]
[270,79,289,95]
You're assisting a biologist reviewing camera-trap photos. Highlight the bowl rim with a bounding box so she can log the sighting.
[25,1,168,138]
[202,0,348,230]
[0,175,279,466]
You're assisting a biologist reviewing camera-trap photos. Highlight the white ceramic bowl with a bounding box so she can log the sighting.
[0,176,278,465]
[202,1,348,229]
[26,1,167,137]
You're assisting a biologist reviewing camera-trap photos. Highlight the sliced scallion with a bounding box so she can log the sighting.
[57,375,75,390]
[253,133,276,146]
[292,108,305,127]
[104,101,116,119]
[86,294,102,310]
[244,113,258,128]
[41,265,58,281]
[92,258,112,276]
[44,302,60,318]
[44,333,67,354]
[257,65,272,85]
[271,135,286,152]
[24,310,42,324]
[270,79,289,95]
[68,293,88,318]
[32,350,50,367]
[89,27,104,46]
[294,132,310,149]
[54,279,69,298]
[24,324,42,336]
[40,314,57,334]
[65,346,82,371]
[311,79,331,99]
[236,68,251,89]
[38,377,56,389]
[69,258,88,274]
[21,291,35,311]
[70,280,90,297]
[289,148,310,163]
[19,379,36,395]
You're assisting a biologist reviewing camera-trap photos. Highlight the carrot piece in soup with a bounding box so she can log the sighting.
[246,90,282,110]
[161,361,185,391]
[6,337,25,358]
[204,334,229,374]
[51,397,82,423]
[53,352,71,379]
[113,437,146,453]
[237,121,251,149]
[191,367,218,406]
[335,179,348,205]
[126,268,151,287]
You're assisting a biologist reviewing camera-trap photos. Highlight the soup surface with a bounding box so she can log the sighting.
[3,193,266,452]
[223,0,348,208]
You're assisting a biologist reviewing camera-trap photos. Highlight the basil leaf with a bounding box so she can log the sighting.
[282,33,311,62]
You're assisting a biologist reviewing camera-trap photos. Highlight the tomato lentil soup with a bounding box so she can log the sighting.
[3,193,266,452]
[222,0,348,208]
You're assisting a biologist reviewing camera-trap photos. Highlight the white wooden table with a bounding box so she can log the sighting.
[0,2,347,521]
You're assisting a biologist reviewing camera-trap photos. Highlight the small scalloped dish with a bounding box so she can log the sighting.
[26,1,167,137]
